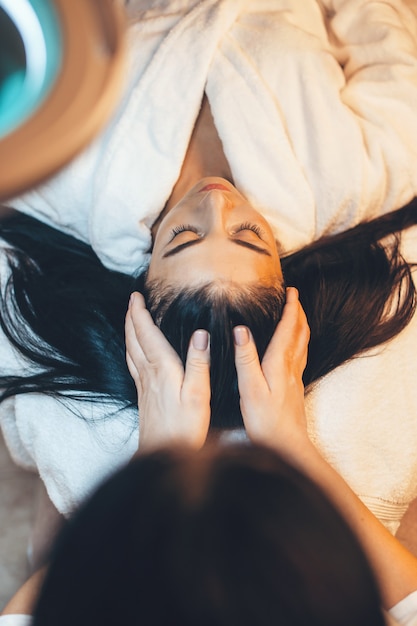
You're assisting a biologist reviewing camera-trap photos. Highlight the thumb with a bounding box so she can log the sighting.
[182,330,211,402]
[233,326,268,398]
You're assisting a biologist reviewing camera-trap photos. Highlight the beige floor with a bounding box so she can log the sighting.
[0,430,39,611]
[1,428,417,612]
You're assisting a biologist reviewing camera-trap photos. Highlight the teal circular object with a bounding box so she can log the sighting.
[0,0,62,138]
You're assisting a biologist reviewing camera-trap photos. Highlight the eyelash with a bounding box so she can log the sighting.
[234,222,263,237]
[170,222,263,238]
[170,224,200,239]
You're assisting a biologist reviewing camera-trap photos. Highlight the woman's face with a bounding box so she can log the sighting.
[148,178,282,287]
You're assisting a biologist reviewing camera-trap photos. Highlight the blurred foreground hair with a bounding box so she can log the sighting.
[33,443,386,626]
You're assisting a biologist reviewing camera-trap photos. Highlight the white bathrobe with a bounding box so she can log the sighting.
[1,0,417,531]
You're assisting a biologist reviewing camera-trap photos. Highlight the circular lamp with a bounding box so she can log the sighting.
[0,0,126,201]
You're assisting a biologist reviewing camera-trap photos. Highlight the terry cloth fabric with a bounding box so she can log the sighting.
[387,591,417,626]
[0,244,137,518]
[305,226,417,535]
[8,0,417,274]
[0,617,33,626]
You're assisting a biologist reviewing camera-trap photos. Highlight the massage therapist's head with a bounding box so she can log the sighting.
[33,444,385,626]
[134,178,286,430]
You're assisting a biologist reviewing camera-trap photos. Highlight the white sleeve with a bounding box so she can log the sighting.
[387,591,417,625]
[0,616,33,626]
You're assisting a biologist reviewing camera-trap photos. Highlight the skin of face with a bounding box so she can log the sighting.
[148,177,283,288]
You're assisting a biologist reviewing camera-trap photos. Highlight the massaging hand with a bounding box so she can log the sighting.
[125,292,210,450]
[233,287,310,452]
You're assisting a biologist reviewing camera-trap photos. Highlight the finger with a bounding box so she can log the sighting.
[233,326,269,396]
[277,287,303,338]
[125,350,140,388]
[262,288,310,376]
[285,288,310,363]
[125,311,151,396]
[125,307,146,369]
[285,285,299,303]
[182,330,211,404]
[129,292,181,366]
[281,288,309,350]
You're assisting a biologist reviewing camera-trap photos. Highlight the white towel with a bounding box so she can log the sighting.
[306,226,417,534]
[0,245,137,517]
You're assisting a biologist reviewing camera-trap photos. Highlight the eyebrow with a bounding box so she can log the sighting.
[163,237,272,258]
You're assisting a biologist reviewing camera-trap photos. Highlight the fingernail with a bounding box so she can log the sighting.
[233,326,249,346]
[192,329,209,351]
[129,293,136,308]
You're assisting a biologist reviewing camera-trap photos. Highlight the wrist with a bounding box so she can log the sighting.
[139,423,207,452]
[268,430,322,472]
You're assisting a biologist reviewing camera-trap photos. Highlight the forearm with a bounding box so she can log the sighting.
[280,436,417,610]
[1,567,47,616]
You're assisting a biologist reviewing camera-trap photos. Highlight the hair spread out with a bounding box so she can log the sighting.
[0,198,415,429]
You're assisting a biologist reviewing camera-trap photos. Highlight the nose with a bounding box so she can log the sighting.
[199,190,234,232]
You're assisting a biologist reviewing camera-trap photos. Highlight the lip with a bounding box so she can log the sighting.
[199,183,230,192]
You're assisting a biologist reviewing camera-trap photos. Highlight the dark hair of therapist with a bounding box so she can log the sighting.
[32,442,385,626]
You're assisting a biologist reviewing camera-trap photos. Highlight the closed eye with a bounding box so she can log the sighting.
[233,222,264,238]
[163,222,271,258]
[169,224,200,241]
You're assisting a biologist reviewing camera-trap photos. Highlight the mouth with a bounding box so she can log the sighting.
[199,183,230,192]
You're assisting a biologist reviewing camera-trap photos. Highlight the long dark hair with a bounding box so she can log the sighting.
[283,204,417,383]
[33,443,386,626]
[0,198,415,428]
